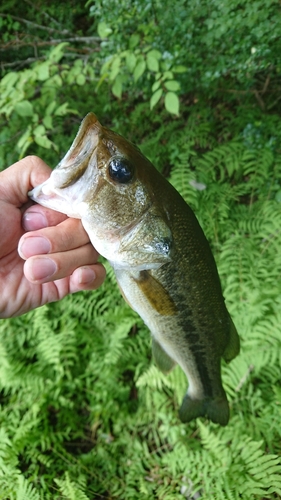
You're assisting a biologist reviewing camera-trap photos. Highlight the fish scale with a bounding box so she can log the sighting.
[29,112,240,426]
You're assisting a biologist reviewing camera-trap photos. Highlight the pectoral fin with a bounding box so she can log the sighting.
[152,338,176,373]
[134,270,178,316]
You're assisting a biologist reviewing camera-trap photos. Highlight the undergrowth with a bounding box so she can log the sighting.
[0,100,281,499]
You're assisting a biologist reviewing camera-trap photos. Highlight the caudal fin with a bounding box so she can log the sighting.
[179,393,229,426]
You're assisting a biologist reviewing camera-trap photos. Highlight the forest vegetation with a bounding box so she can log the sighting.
[0,0,281,498]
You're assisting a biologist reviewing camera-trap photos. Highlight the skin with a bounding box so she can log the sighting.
[0,156,106,319]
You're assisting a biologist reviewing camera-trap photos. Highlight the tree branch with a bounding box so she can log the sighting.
[0,36,101,52]
[0,13,69,35]
[1,56,46,69]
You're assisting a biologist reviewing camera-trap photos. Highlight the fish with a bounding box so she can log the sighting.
[29,112,240,426]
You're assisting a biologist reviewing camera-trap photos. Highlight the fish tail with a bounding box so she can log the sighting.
[179,393,229,426]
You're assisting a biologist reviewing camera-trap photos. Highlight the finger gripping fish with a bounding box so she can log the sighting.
[29,113,240,426]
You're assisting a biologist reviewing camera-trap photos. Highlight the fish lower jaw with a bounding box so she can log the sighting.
[29,184,88,219]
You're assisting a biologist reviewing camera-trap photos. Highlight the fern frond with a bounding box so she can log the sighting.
[54,472,90,500]
[11,475,41,500]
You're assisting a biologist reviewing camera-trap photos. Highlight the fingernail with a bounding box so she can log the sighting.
[19,236,51,259]
[23,211,48,231]
[30,257,57,281]
[78,267,96,285]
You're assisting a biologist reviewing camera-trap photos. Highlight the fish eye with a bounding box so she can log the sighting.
[108,157,134,184]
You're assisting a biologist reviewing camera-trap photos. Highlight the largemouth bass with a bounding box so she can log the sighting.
[29,113,240,426]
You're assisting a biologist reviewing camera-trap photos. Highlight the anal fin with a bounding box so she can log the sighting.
[223,316,240,363]
[152,338,176,373]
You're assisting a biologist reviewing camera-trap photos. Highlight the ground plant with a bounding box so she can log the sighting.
[0,1,281,498]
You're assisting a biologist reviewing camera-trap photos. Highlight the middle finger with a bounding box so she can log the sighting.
[19,218,93,259]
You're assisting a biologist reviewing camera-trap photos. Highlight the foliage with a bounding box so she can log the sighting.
[1,0,281,498]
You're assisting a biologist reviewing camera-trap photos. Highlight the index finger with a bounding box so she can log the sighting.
[22,205,68,231]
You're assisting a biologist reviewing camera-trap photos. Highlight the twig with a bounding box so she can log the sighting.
[253,89,265,110]
[0,56,46,69]
[261,72,272,94]
[235,364,254,392]
[218,86,281,95]
[0,13,69,35]
[267,94,281,110]
[0,36,101,51]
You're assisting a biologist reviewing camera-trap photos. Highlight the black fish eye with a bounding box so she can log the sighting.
[108,157,134,184]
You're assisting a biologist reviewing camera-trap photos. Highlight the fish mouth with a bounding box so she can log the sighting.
[50,113,100,189]
[29,113,101,216]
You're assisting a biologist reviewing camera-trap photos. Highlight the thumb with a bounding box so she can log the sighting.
[0,156,52,206]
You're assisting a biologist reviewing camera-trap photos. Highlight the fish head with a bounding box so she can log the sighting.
[30,113,152,226]
[29,113,172,269]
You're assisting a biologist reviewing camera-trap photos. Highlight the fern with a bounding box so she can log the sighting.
[1,84,281,498]
[54,473,90,500]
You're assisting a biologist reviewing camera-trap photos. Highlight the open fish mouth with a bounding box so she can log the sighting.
[29,115,101,217]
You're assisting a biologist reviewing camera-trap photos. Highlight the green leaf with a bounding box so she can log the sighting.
[34,135,52,149]
[133,60,146,82]
[0,71,18,91]
[164,91,180,115]
[97,21,112,39]
[76,74,86,86]
[32,112,39,123]
[152,80,161,92]
[101,58,113,75]
[147,49,162,60]
[33,125,45,137]
[150,88,163,109]
[162,71,174,80]
[147,55,159,72]
[126,52,137,72]
[16,125,32,157]
[129,33,140,49]
[54,102,69,116]
[109,56,121,81]
[35,62,50,81]
[45,101,57,116]
[173,65,188,73]
[164,80,180,91]
[96,72,109,91]
[112,75,123,99]
[14,100,34,117]
[49,42,69,63]
[43,115,53,129]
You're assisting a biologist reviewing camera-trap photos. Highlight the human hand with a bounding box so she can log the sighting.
[0,156,106,318]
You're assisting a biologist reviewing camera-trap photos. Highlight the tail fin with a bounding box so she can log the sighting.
[179,393,229,426]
